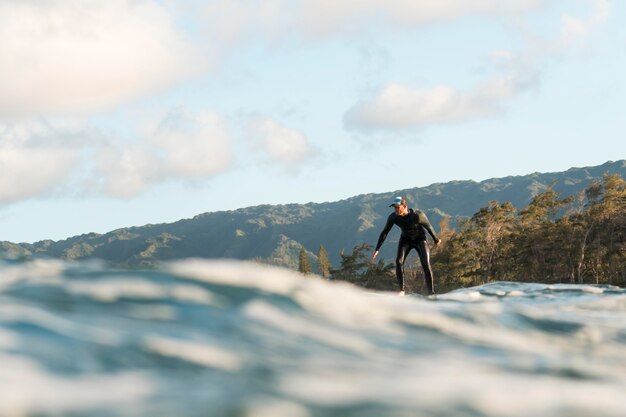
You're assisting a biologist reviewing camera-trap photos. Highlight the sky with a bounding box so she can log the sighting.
[0,0,624,243]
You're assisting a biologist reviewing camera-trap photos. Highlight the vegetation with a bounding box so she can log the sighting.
[328,174,625,293]
[316,245,331,278]
[0,162,623,293]
[298,245,312,274]
[331,243,396,290]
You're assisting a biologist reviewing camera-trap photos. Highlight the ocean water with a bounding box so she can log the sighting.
[1,259,625,417]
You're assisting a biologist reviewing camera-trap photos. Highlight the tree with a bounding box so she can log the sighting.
[362,258,396,291]
[428,173,626,289]
[576,174,626,284]
[449,201,517,284]
[332,243,371,281]
[298,245,312,274]
[317,244,331,278]
[512,188,574,281]
[332,243,395,290]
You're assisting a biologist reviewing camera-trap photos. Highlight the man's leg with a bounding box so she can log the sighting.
[395,241,411,291]
[416,240,435,294]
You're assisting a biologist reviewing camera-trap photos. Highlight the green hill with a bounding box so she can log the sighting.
[2,160,624,270]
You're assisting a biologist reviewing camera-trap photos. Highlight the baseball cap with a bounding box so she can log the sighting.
[389,196,405,207]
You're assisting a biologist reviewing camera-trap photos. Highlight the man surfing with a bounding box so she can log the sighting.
[372,196,441,295]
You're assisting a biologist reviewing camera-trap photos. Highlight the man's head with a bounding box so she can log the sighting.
[389,196,407,214]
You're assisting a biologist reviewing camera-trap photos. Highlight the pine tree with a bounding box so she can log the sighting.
[298,245,312,274]
[317,245,331,278]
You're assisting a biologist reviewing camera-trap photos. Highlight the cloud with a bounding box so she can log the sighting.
[344,73,535,131]
[203,0,544,41]
[96,107,234,198]
[292,0,544,36]
[95,113,315,199]
[0,0,201,116]
[0,121,82,203]
[95,146,162,199]
[251,119,315,169]
[344,0,609,132]
[559,0,609,44]
[152,108,233,178]
[0,107,235,203]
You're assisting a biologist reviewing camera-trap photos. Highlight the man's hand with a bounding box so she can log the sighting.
[371,250,379,262]
[435,238,442,246]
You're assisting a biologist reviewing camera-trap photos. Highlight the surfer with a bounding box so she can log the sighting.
[372,196,441,295]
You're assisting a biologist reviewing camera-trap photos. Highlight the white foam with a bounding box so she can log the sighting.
[0,303,123,346]
[436,290,484,302]
[169,283,228,306]
[143,336,241,371]
[244,399,310,417]
[0,328,19,349]
[277,356,626,416]
[242,300,377,354]
[0,352,154,415]
[168,259,428,339]
[67,278,167,302]
[166,259,306,296]
[67,278,226,307]
[0,259,65,290]
[548,284,605,294]
[582,286,604,294]
[290,280,409,334]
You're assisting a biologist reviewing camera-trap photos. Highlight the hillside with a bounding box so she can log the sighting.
[2,160,624,269]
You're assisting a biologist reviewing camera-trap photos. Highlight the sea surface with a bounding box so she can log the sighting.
[0,259,625,417]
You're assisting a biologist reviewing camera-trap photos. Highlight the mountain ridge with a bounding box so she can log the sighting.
[1,160,624,268]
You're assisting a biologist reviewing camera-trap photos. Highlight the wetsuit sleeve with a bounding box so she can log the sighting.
[374,214,395,251]
[417,211,439,241]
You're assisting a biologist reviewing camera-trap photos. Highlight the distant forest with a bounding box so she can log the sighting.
[308,173,625,293]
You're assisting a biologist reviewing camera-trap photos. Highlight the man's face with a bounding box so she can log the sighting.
[393,204,405,214]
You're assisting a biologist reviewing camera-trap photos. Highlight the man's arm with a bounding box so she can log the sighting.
[417,211,441,244]
[372,214,394,261]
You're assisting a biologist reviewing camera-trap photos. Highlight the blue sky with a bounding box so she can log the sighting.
[0,0,624,243]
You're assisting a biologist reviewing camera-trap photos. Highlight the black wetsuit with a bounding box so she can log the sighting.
[374,209,439,293]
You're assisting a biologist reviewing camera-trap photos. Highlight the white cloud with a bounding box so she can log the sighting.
[0,107,235,202]
[252,119,315,169]
[202,0,544,42]
[344,73,534,130]
[153,108,233,178]
[0,121,81,203]
[294,0,544,35]
[96,107,234,198]
[96,146,162,199]
[559,0,609,44]
[343,0,609,132]
[0,0,201,116]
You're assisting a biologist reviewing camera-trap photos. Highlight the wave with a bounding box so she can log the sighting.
[0,259,624,417]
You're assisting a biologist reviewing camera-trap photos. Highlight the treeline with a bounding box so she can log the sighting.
[299,242,397,291]
[299,174,625,293]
